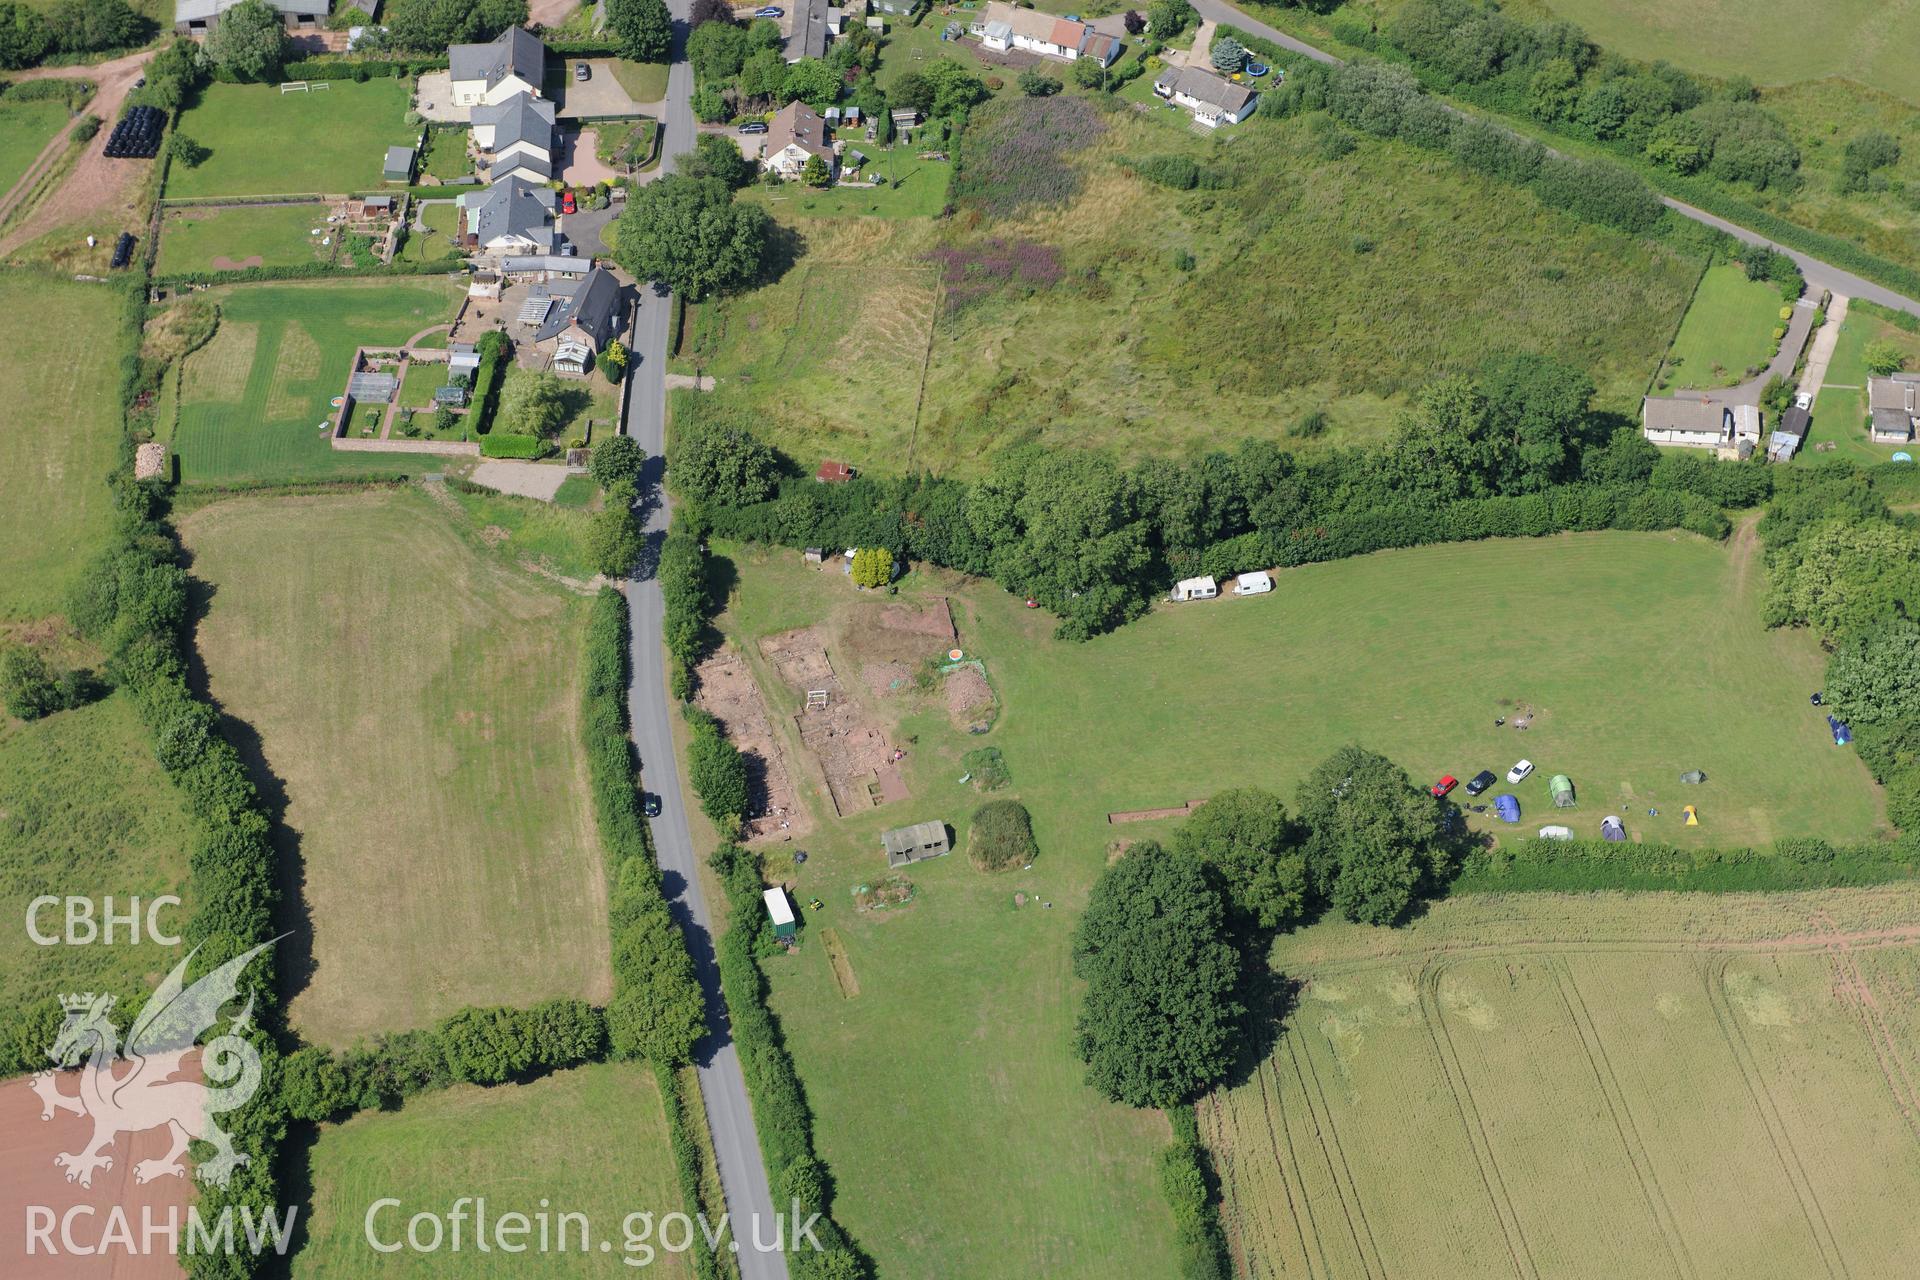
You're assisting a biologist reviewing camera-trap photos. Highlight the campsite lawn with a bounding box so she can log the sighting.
[675,101,1696,476]
[1656,263,1783,391]
[1208,884,1920,1278]
[153,201,333,276]
[170,277,464,484]
[1804,300,1920,463]
[0,694,195,1027]
[0,97,71,197]
[181,489,612,1046]
[295,1063,693,1278]
[165,80,415,199]
[0,274,123,620]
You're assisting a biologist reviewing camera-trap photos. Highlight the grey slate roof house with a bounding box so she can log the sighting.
[1153,65,1258,127]
[472,92,556,155]
[460,176,558,254]
[449,27,547,109]
[786,0,831,61]
[176,0,327,33]
[1868,372,1920,444]
[1641,393,1761,454]
[535,266,624,373]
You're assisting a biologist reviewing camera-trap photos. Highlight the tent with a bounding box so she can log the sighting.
[1682,804,1699,827]
[1828,715,1852,746]
[1494,794,1520,823]
[1679,770,1706,784]
[1537,825,1573,840]
[1549,774,1575,808]
[1600,815,1626,843]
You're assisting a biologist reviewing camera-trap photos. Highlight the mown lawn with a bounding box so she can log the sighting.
[166,80,415,199]
[1805,299,1920,463]
[154,201,334,276]
[701,523,1884,1279]
[419,126,471,181]
[295,1064,693,1278]
[1657,263,1784,390]
[0,98,71,196]
[741,151,954,219]
[609,58,669,102]
[171,278,464,484]
[181,490,611,1046]
[676,102,1697,476]
[0,695,195,1025]
[402,199,463,262]
[0,275,122,620]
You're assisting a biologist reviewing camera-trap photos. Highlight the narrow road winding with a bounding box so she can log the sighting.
[616,8,790,1280]
[1191,0,1920,320]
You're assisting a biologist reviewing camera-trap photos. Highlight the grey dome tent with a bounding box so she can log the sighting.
[1549,774,1575,808]
[1679,770,1706,784]
[1600,815,1626,842]
[1494,794,1520,823]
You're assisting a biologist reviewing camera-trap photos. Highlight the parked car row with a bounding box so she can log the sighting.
[1433,758,1533,799]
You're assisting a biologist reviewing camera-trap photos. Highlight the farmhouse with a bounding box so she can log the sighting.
[472,92,557,183]
[459,176,559,256]
[763,100,836,181]
[976,1,1120,65]
[449,26,547,110]
[535,266,623,375]
[175,0,328,34]
[1153,65,1259,127]
[1641,393,1761,455]
[1868,372,1920,444]
[881,821,950,869]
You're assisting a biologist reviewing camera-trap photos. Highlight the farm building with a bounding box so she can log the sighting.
[1171,576,1218,602]
[881,821,950,869]
[764,888,796,942]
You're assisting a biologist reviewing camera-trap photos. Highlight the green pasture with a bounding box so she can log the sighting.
[0,274,123,619]
[154,202,334,276]
[295,1064,692,1278]
[0,98,71,197]
[166,80,415,199]
[1657,264,1785,391]
[170,278,464,484]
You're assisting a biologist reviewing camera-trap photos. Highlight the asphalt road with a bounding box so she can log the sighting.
[1191,0,1920,320]
[619,9,790,1279]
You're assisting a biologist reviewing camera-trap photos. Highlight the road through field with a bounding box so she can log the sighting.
[619,7,788,1278]
[1192,0,1920,321]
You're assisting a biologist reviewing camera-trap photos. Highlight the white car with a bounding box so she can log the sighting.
[1506,759,1534,784]
[1794,390,1812,411]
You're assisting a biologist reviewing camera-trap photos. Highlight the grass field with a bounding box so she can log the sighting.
[1656,264,1784,391]
[181,490,612,1046]
[166,80,415,199]
[0,274,123,620]
[295,1063,693,1277]
[171,277,464,484]
[1207,885,1920,1279]
[697,523,1883,1278]
[1807,300,1920,463]
[154,201,334,276]
[0,694,195,1021]
[0,98,71,197]
[443,482,598,580]
[677,105,1696,476]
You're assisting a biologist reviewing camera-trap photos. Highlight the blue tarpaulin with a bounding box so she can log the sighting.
[1829,715,1853,746]
[1495,794,1520,823]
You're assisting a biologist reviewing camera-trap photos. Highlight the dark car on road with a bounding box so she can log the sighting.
[643,794,662,817]
[1464,769,1497,796]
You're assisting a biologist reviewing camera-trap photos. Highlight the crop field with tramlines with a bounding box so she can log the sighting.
[1205,887,1920,1279]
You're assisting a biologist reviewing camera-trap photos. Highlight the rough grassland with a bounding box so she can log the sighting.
[155,202,333,276]
[296,1063,693,1278]
[1659,263,1783,390]
[0,274,122,620]
[172,277,464,484]
[0,695,194,1020]
[181,490,612,1047]
[1208,886,1920,1279]
[678,109,1695,477]
[165,80,416,199]
[0,99,71,197]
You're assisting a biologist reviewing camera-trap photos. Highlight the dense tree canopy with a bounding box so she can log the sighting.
[1295,746,1448,925]
[608,0,671,64]
[679,133,757,189]
[1826,620,1920,728]
[667,414,780,503]
[612,174,769,300]
[203,0,286,81]
[1173,788,1308,930]
[589,435,645,490]
[1072,843,1243,1107]
[497,368,569,436]
[385,0,524,52]
[1767,519,1920,639]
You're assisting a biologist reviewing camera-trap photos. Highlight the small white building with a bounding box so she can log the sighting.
[763,888,797,941]
[1171,576,1219,602]
[1232,570,1273,596]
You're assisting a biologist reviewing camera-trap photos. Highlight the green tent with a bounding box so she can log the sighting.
[1549,774,1575,808]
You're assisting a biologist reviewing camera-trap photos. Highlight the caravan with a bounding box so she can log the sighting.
[1171,576,1219,602]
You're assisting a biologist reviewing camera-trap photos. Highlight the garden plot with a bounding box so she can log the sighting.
[155,202,335,275]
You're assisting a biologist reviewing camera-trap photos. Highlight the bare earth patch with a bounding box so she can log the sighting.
[210,254,264,270]
[468,459,571,501]
[760,626,903,817]
[694,643,809,840]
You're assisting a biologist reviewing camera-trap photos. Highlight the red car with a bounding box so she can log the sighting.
[1430,775,1458,798]
[560,190,577,215]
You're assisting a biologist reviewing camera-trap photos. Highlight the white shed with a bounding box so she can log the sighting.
[1171,576,1219,602]
[1233,571,1273,596]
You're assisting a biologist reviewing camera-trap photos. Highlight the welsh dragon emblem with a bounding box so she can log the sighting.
[31,940,277,1189]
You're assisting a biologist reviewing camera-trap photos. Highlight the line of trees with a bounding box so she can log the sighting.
[673,351,1768,639]
[0,0,148,71]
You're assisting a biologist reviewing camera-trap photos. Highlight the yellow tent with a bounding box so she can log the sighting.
[1682,804,1699,827]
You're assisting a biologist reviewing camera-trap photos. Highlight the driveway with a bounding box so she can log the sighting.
[547,59,652,118]
[1798,295,1850,403]
[1726,298,1818,405]
[563,202,620,257]
[559,127,621,185]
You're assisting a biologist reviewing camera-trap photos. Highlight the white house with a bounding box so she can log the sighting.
[472,91,556,183]
[977,1,1119,65]
[1641,394,1762,456]
[448,27,546,111]
[1171,576,1219,602]
[1153,65,1258,127]
[763,100,836,181]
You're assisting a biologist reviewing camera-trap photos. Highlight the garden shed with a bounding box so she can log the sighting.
[881,820,950,869]
[763,887,796,942]
[1549,774,1575,807]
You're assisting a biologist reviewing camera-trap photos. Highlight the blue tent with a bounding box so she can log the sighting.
[1494,794,1520,823]
[1601,815,1627,843]
[1829,715,1853,746]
